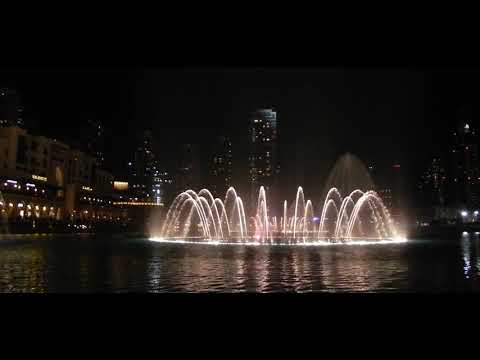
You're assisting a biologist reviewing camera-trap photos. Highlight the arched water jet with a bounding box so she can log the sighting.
[236,197,247,240]
[303,200,314,238]
[198,197,219,239]
[164,192,210,238]
[318,188,342,238]
[334,190,362,239]
[158,184,402,244]
[214,198,230,236]
[199,189,223,239]
[161,191,191,236]
[318,199,339,240]
[225,187,241,228]
[292,187,305,240]
[184,190,210,235]
[345,191,395,239]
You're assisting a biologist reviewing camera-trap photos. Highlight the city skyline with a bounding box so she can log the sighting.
[2,68,480,208]
[3,65,480,295]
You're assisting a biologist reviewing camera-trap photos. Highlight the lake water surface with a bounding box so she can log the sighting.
[1,234,479,292]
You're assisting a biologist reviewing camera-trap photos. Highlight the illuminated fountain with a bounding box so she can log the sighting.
[152,185,405,245]
[151,154,407,245]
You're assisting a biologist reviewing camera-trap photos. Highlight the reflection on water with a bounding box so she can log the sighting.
[1,235,480,292]
[0,245,47,292]
[462,234,472,279]
[461,232,480,283]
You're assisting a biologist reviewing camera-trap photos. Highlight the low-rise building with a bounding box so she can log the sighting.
[0,126,124,231]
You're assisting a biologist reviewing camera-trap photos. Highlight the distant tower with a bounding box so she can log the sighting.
[451,107,480,210]
[176,143,201,192]
[83,119,105,167]
[419,157,447,207]
[133,130,157,178]
[128,130,160,200]
[0,88,24,128]
[210,136,233,197]
[248,108,280,208]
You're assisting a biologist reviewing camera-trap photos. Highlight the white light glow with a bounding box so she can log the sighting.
[159,185,402,245]
[148,237,408,247]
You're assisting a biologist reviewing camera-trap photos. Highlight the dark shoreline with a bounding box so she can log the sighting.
[0,232,148,240]
[0,226,475,242]
[408,223,480,239]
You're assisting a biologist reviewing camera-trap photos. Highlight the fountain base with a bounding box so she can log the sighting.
[149,236,408,246]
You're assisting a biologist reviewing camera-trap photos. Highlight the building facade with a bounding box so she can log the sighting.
[248,108,280,208]
[128,130,158,199]
[210,136,232,197]
[451,119,480,211]
[0,126,124,230]
[127,130,173,205]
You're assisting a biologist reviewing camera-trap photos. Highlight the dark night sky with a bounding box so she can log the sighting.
[1,67,480,203]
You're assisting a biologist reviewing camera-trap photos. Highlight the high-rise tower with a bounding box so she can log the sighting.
[248,108,280,208]
[451,109,480,210]
[210,136,232,197]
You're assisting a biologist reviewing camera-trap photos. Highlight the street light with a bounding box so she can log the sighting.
[461,210,468,217]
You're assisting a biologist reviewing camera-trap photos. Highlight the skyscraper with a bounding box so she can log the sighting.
[128,130,174,205]
[0,88,24,128]
[416,156,454,222]
[451,111,480,210]
[83,119,105,167]
[210,136,232,197]
[248,108,280,208]
[128,130,161,201]
[176,143,202,192]
[418,157,447,208]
